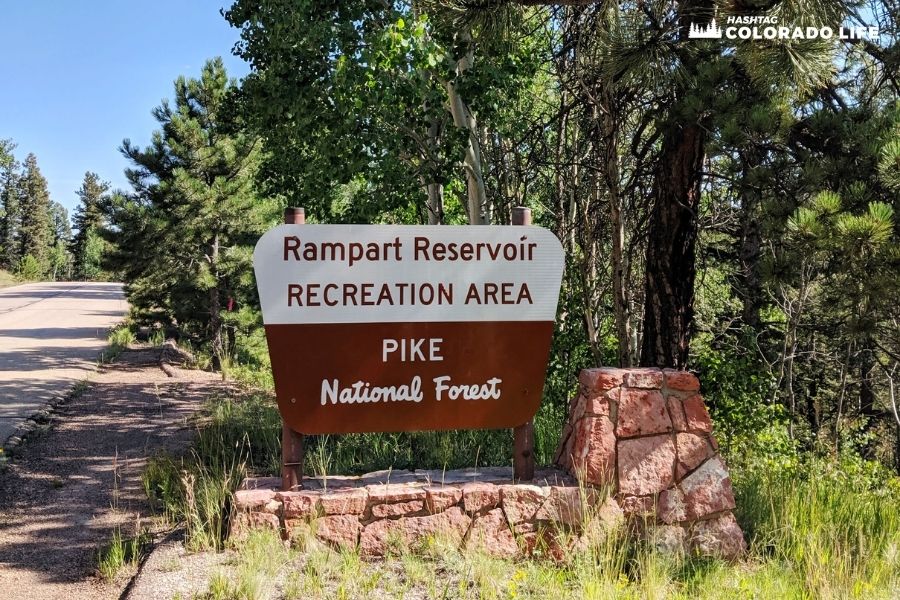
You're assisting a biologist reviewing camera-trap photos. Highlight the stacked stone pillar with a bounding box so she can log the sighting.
[555,367,745,557]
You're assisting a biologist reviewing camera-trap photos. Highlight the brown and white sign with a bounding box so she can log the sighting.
[253,225,564,434]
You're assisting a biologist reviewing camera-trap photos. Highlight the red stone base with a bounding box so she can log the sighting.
[232,467,625,559]
[554,367,746,558]
[231,369,745,560]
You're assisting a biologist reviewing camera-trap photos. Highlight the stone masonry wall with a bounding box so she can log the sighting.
[232,368,745,559]
[232,467,623,559]
[554,367,745,558]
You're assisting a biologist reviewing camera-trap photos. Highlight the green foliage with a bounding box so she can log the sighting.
[71,172,110,280]
[96,527,151,580]
[103,58,277,359]
[17,153,51,275]
[16,254,42,280]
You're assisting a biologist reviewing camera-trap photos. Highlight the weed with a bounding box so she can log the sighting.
[96,527,151,580]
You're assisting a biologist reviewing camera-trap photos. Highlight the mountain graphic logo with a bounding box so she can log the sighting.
[688,20,723,39]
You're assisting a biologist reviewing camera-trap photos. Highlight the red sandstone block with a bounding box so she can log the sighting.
[371,499,425,518]
[683,395,713,433]
[368,483,426,504]
[499,484,546,525]
[675,433,714,480]
[680,457,736,520]
[462,482,500,514]
[278,490,320,519]
[320,488,368,515]
[315,514,360,549]
[229,511,280,539]
[571,416,617,485]
[690,512,746,559]
[616,389,672,438]
[624,368,665,389]
[468,508,518,558]
[619,494,655,517]
[657,487,687,524]
[579,368,625,396]
[234,489,276,512]
[664,369,700,392]
[359,506,470,557]
[617,435,676,496]
[424,486,462,514]
[535,486,601,527]
[667,396,688,431]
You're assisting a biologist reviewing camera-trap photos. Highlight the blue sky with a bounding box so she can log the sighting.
[0,1,250,217]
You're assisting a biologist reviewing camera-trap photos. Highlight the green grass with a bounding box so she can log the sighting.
[96,527,151,580]
[0,269,20,289]
[100,323,136,364]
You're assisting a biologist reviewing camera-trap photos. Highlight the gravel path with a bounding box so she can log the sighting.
[0,346,224,599]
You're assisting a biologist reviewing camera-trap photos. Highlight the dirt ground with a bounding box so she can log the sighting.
[0,345,225,600]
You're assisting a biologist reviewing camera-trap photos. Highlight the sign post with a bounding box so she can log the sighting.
[255,210,564,486]
[511,206,535,480]
[281,207,305,491]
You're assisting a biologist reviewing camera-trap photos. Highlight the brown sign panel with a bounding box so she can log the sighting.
[254,225,564,435]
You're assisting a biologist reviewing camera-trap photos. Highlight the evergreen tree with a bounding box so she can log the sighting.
[70,172,109,280]
[18,153,51,275]
[104,58,274,363]
[47,201,72,280]
[0,139,19,271]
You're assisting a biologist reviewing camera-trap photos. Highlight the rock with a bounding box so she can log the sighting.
[616,390,672,438]
[651,525,687,555]
[579,368,626,396]
[424,486,462,514]
[315,514,360,549]
[680,457,736,519]
[663,369,700,392]
[617,435,676,496]
[520,528,567,562]
[368,483,426,504]
[500,484,546,525]
[571,416,617,485]
[553,421,573,465]
[229,512,280,539]
[320,488,368,515]
[234,489,277,512]
[682,394,713,433]
[468,508,517,558]
[535,486,601,527]
[619,494,654,517]
[657,487,687,524]
[667,396,688,431]
[371,499,425,518]
[624,368,665,389]
[690,513,746,559]
[359,506,471,557]
[675,432,714,479]
[284,518,314,547]
[461,482,500,514]
[278,491,320,519]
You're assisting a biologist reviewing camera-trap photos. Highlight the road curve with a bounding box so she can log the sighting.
[0,282,127,444]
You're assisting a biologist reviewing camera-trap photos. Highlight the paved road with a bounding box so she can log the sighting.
[0,282,127,444]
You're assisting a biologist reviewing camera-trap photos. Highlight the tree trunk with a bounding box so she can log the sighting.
[639,124,705,368]
[445,30,487,225]
[209,232,223,369]
[601,88,633,367]
[738,149,763,329]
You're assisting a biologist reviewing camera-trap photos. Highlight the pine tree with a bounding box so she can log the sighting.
[17,153,51,275]
[47,201,72,280]
[0,139,19,271]
[104,58,274,363]
[70,172,109,280]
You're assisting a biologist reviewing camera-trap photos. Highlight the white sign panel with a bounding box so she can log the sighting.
[253,225,565,325]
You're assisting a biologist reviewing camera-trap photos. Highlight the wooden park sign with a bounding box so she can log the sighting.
[254,217,565,440]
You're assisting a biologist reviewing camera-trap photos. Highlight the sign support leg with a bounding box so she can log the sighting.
[282,207,306,491]
[511,206,536,481]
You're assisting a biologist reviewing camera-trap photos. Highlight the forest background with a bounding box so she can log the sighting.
[1,1,899,593]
